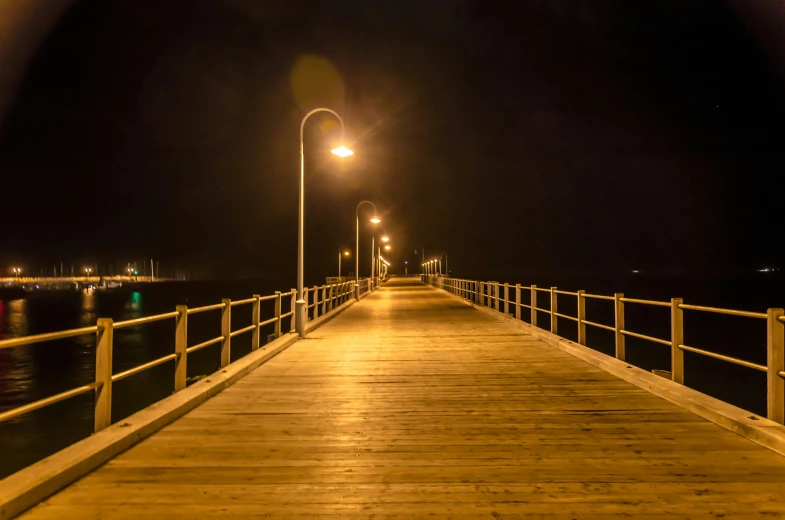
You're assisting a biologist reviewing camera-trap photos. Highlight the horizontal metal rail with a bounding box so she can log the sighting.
[260,316,278,327]
[554,312,578,322]
[230,298,256,307]
[554,289,578,296]
[281,311,294,319]
[678,304,767,319]
[229,324,256,338]
[583,293,615,301]
[186,336,224,354]
[533,306,552,314]
[518,302,532,309]
[0,326,97,350]
[186,303,226,315]
[0,382,101,424]
[621,329,671,346]
[112,354,178,382]
[259,294,279,302]
[620,297,671,307]
[678,344,767,372]
[583,319,615,332]
[533,287,551,292]
[114,312,179,329]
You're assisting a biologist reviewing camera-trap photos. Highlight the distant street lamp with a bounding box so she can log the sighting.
[84,267,93,277]
[381,236,389,242]
[356,200,380,300]
[384,245,391,251]
[12,267,21,279]
[414,245,425,273]
[296,108,354,338]
[338,249,350,278]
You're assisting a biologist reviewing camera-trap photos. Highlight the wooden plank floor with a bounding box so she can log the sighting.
[21,278,785,519]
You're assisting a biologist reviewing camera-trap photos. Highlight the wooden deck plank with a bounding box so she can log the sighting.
[20,278,785,518]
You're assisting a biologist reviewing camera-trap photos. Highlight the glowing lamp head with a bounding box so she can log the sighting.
[343,250,350,256]
[381,236,389,242]
[370,217,381,224]
[331,146,354,158]
[384,245,391,251]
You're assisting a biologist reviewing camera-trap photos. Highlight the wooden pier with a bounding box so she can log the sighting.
[12,278,785,518]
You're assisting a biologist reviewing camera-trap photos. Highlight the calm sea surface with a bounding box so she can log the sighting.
[1,272,783,479]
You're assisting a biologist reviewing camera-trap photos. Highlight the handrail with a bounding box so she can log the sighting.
[230,298,256,307]
[112,354,178,382]
[114,312,179,329]
[620,297,670,308]
[0,382,101,424]
[583,293,614,301]
[187,303,226,315]
[187,336,224,354]
[621,329,671,346]
[678,303,767,319]
[229,324,256,338]
[428,275,785,425]
[583,319,615,332]
[0,277,373,473]
[0,326,98,350]
[678,344,767,372]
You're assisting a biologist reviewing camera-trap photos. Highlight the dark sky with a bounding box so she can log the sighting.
[1,0,784,282]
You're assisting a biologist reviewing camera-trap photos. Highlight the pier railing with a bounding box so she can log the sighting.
[0,278,368,433]
[428,275,785,425]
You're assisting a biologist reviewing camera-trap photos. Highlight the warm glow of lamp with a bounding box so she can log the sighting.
[370,217,381,224]
[381,236,389,242]
[343,250,350,256]
[331,146,354,157]
[385,245,391,251]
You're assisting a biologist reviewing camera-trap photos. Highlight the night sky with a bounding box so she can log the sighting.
[1,0,784,283]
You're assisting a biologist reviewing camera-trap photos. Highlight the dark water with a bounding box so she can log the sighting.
[1,272,784,479]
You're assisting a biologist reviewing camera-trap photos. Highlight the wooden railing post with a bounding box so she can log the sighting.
[577,291,586,345]
[531,285,537,327]
[550,287,558,334]
[322,285,328,315]
[504,283,509,315]
[515,284,521,320]
[251,295,261,351]
[289,289,296,332]
[175,305,188,391]
[329,285,334,311]
[614,293,625,361]
[221,299,231,367]
[313,285,319,319]
[274,291,282,338]
[94,317,114,433]
[767,308,784,424]
[494,282,500,310]
[671,298,684,384]
[304,287,310,322]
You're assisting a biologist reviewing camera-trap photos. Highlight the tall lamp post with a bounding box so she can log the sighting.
[296,108,354,338]
[338,250,349,278]
[355,201,380,301]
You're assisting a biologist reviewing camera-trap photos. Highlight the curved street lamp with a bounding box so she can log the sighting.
[297,108,354,337]
[355,200,380,301]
